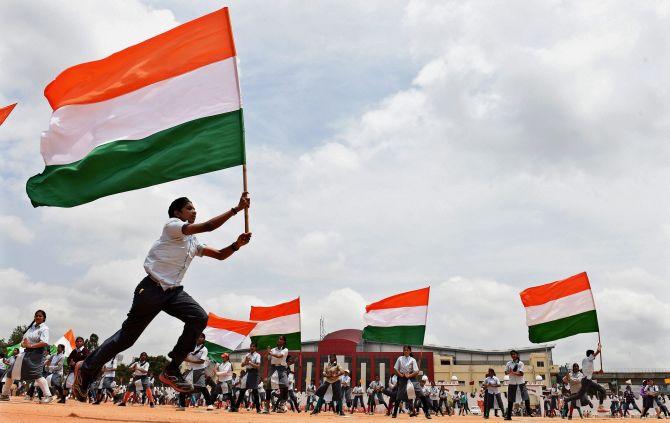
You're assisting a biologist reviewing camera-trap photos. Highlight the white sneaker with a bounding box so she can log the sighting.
[40,395,54,404]
[207,405,214,411]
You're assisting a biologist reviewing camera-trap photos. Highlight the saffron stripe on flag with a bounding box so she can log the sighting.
[365,287,430,312]
[250,298,300,321]
[0,103,17,126]
[519,272,591,307]
[27,110,244,207]
[45,8,236,110]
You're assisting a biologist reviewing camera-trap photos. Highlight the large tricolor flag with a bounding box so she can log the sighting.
[520,272,599,343]
[249,298,301,350]
[53,329,76,356]
[203,313,257,363]
[0,103,17,126]
[27,8,245,207]
[362,287,430,345]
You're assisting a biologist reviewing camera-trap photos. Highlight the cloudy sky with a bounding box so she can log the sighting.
[1,0,669,369]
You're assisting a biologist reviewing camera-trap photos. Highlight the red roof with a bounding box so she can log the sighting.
[321,329,362,344]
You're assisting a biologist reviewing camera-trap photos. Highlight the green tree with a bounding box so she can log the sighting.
[116,354,169,387]
[8,325,28,346]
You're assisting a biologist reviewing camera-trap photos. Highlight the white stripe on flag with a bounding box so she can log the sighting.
[203,327,247,351]
[41,58,241,166]
[524,289,595,326]
[364,305,427,328]
[250,314,300,336]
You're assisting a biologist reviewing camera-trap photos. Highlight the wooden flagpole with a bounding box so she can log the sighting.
[242,164,249,232]
[588,284,603,372]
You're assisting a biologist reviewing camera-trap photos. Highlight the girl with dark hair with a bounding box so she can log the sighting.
[391,345,432,419]
[483,368,505,419]
[72,193,251,400]
[0,310,54,403]
[118,352,155,407]
[267,335,289,412]
[65,336,89,402]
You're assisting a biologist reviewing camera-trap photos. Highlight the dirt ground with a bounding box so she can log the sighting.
[0,399,555,423]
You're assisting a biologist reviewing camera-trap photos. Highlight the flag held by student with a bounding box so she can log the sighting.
[0,103,17,126]
[520,272,599,343]
[362,287,430,345]
[202,313,257,363]
[249,298,301,350]
[26,8,245,207]
[53,328,76,356]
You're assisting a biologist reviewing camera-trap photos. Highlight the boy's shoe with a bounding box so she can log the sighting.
[159,368,193,393]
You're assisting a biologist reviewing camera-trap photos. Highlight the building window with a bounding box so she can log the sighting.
[440,359,451,365]
[537,361,545,368]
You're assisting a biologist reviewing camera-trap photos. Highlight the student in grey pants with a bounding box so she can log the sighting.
[71,195,251,401]
[504,350,533,420]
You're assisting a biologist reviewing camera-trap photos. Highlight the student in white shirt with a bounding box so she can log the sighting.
[565,345,606,412]
[391,345,432,419]
[72,194,251,400]
[0,310,53,403]
[504,350,532,420]
[351,382,366,413]
[179,333,214,410]
[47,344,66,403]
[216,352,234,403]
[483,368,505,419]
[652,380,669,417]
[286,356,301,413]
[94,355,118,404]
[340,370,352,411]
[232,342,262,412]
[119,352,155,407]
[370,374,389,413]
[312,353,346,416]
[305,381,317,411]
[562,363,585,420]
[267,335,290,412]
[386,374,399,416]
[438,385,451,416]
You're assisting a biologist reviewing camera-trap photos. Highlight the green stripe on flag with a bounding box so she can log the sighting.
[205,340,233,363]
[27,109,245,207]
[362,325,426,346]
[528,310,599,343]
[250,332,301,351]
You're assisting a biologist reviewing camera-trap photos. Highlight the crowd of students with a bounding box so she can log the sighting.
[1,311,669,421]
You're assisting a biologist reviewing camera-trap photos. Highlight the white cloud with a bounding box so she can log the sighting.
[0,215,35,245]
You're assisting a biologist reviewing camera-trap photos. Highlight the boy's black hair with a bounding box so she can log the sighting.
[586,349,594,356]
[168,197,191,218]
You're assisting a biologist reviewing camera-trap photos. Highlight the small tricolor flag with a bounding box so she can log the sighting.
[27,8,245,207]
[203,313,257,363]
[0,103,17,126]
[362,287,430,345]
[249,298,301,350]
[53,329,76,356]
[520,272,599,343]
